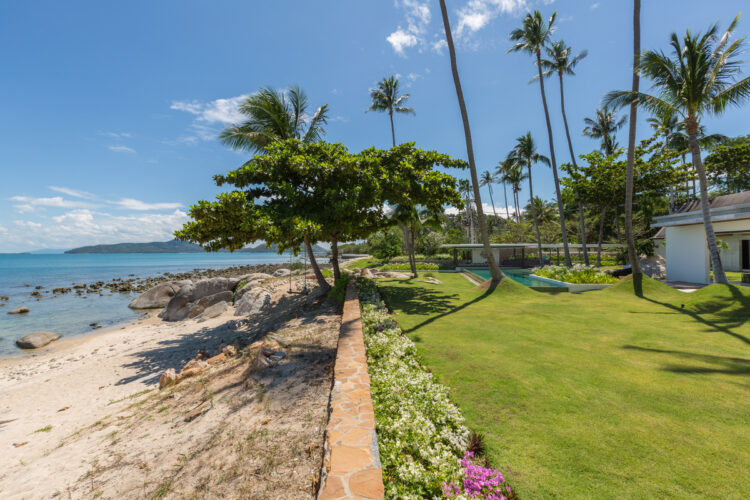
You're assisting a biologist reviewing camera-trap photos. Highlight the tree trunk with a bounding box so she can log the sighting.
[558,73,589,267]
[597,205,607,267]
[389,110,396,147]
[578,202,589,265]
[305,235,330,292]
[624,0,643,296]
[527,163,543,265]
[409,225,418,278]
[330,235,341,281]
[536,50,571,266]
[488,185,498,219]
[439,0,503,284]
[614,205,621,242]
[686,120,728,284]
[502,182,510,220]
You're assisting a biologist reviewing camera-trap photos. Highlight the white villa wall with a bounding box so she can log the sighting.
[665,225,710,283]
[714,219,750,271]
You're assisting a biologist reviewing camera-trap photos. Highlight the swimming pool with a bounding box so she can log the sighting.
[468,268,567,288]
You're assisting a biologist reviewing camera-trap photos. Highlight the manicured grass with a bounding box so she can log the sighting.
[375,273,750,499]
[712,270,747,282]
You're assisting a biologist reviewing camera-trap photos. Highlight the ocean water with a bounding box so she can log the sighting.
[0,253,306,357]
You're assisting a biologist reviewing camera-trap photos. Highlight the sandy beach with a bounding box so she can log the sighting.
[0,277,339,499]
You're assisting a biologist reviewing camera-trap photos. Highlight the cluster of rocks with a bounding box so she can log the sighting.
[347,268,411,279]
[159,344,239,389]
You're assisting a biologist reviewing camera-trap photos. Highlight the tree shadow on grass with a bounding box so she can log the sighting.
[378,279,496,334]
[641,285,750,347]
[622,345,750,377]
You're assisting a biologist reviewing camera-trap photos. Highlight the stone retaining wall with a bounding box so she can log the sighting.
[317,281,384,500]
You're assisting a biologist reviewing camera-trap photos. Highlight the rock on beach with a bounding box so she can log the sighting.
[16,331,61,349]
[8,307,29,315]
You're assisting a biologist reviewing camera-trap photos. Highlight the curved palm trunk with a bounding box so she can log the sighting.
[535,50,571,266]
[527,162,543,265]
[488,185,498,219]
[305,235,330,292]
[439,0,503,284]
[624,0,642,295]
[389,111,396,147]
[502,182,511,220]
[558,73,589,266]
[687,125,727,284]
[330,235,341,281]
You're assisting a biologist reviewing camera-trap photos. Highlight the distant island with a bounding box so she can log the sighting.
[65,239,327,255]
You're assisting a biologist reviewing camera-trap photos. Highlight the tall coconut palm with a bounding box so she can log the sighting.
[458,179,475,242]
[498,160,527,222]
[439,0,504,283]
[220,85,329,153]
[583,106,627,156]
[366,76,414,147]
[605,14,750,284]
[509,132,550,263]
[540,40,589,265]
[622,0,643,295]
[219,85,329,290]
[479,171,499,219]
[495,158,515,220]
[524,197,558,225]
[509,10,571,266]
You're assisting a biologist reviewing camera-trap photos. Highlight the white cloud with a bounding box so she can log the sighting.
[49,186,96,200]
[590,2,600,9]
[445,203,517,218]
[108,145,136,154]
[9,195,93,212]
[456,0,529,37]
[170,94,249,124]
[14,220,43,229]
[100,131,132,138]
[0,225,6,233]
[387,29,419,55]
[112,198,183,211]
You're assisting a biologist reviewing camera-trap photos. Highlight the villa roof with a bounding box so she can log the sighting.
[652,190,750,229]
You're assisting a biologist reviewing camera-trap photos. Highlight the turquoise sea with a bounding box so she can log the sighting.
[0,253,304,357]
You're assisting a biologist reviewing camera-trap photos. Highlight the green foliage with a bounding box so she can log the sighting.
[327,275,350,305]
[380,263,441,271]
[705,135,750,193]
[367,228,403,260]
[532,265,619,284]
[232,280,248,302]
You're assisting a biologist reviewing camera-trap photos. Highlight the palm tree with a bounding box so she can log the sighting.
[366,76,415,147]
[524,197,558,225]
[458,179,475,242]
[540,40,589,265]
[219,85,329,291]
[219,85,328,153]
[509,10,572,266]
[439,0,504,284]
[509,132,550,263]
[605,15,750,284]
[390,204,437,278]
[583,106,627,156]
[479,171,499,219]
[498,160,527,222]
[623,0,642,295]
[495,158,515,220]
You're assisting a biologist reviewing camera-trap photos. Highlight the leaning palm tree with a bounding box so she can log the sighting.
[220,85,328,153]
[509,133,550,263]
[219,85,329,290]
[583,106,627,156]
[366,76,415,147]
[540,40,589,265]
[509,10,571,266]
[605,14,750,284]
[479,171,499,219]
[440,0,504,283]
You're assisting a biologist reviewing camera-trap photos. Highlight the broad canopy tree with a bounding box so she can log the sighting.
[176,140,465,291]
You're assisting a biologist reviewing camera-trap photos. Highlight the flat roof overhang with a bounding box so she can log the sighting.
[651,203,750,228]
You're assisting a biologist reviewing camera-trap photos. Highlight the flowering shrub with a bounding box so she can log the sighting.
[357,277,469,499]
[443,452,518,500]
[532,264,618,284]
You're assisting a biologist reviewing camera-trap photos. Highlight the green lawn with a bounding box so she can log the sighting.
[376,273,750,499]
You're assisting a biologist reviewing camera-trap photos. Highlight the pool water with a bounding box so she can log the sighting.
[469,268,566,288]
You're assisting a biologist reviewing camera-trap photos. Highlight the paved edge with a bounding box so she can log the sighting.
[317,280,385,500]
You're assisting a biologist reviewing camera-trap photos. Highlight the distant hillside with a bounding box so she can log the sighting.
[65,240,328,255]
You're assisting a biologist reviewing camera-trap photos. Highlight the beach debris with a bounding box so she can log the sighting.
[16,332,61,349]
[8,306,30,315]
[13,442,28,448]
[128,280,190,310]
[222,345,237,357]
[159,369,177,389]
[57,406,70,412]
[184,402,210,422]
[179,359,208,379]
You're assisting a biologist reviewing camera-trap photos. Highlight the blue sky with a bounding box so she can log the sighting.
[0,0,748,252]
